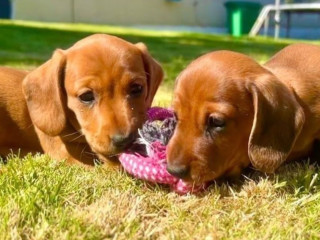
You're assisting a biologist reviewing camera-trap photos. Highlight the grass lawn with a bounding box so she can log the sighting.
[1,20,320,239]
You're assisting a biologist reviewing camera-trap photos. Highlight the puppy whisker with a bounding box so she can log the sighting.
[70,133,85,142]
[107,153,121,158]
[62,131,82,138]
[84,151,96,156]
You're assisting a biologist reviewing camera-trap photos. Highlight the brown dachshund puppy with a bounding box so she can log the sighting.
[0,34,163,165]
[167,43,320,183]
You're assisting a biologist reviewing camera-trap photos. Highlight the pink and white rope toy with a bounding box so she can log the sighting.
[119,107,207,194]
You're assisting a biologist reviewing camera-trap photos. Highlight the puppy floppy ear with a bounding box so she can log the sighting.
[136,43,163,108]
[23,49,67,136]
[247,74,305,173]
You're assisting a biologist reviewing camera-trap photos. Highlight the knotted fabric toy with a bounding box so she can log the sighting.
[119,107,207,194]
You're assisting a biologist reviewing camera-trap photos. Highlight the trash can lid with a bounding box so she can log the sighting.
[224,1,262,8]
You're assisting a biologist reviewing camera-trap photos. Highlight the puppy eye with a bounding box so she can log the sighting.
[79,91,95,104]
[129,83,143,97]
[206,116,225,134]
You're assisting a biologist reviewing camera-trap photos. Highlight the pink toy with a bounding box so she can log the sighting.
[119,107,207,194]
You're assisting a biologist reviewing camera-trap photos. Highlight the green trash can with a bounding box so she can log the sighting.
[225,1,262,37]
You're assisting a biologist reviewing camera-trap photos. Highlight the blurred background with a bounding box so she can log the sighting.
[1,0,320,39]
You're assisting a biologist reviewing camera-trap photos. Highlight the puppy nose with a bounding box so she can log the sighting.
[167,164,190,179]
[111,134,134,148]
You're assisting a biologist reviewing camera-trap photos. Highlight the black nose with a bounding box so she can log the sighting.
[111,134,134,148]
[167,164,190,179]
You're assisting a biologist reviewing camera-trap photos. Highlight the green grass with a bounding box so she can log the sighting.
[1,20,320,239]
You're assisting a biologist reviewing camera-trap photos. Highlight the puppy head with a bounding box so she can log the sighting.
[23,34,163,162]
[166,51,304,183]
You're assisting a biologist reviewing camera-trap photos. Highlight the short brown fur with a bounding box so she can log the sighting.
[0,34,163,165]
[167,43,320,183]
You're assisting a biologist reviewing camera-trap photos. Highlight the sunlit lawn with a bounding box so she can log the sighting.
[1,20,320,239]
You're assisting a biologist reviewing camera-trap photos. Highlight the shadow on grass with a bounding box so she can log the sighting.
[205,158,320,199]
[125,158,320,199]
